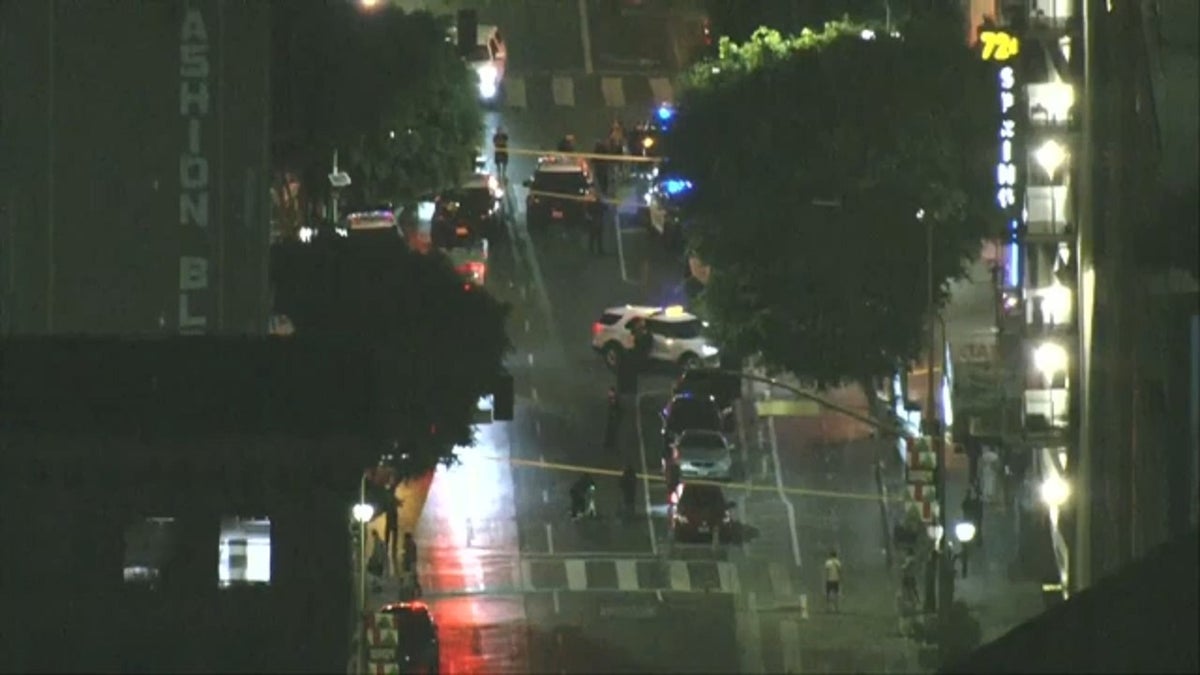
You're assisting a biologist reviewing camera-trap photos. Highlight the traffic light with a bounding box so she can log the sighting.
[456,9,477,57]
[492,370,514,421]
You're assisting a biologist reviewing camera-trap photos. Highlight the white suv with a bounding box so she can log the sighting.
[591,305,719,370]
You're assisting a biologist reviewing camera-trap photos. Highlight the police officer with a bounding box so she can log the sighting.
[620,465,638,518]
[586,195,605,255]
[492,127,509,179]
[603,386,621,449]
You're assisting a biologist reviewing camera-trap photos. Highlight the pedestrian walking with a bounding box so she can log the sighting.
[619,465,637,518]
[383,480,400,576]
[900,548,920,606]
[980,445,1001,502]
[593,139,611,195]
[603,387,621,449]
[367,530,387,593]
[963,484,984,547]
[586,196,605,255]
[402,532,422,597]
[823,550,843,613]
[492,127,509,179]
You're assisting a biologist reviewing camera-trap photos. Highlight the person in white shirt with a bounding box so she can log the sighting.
[824,550,842,613]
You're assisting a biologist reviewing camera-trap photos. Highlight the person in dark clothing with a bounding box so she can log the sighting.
[557,134,576,152]
[492,127,509,178]
[620,465,638,518]
[593,139,611,195]
[402,532,421,597]
[586,196,605,254]
[900,548,920,605]
[570,473,597,519]
[963,485,984,547]
[664,461,682,500]
[604,387,621,449]
[383,481,400,576]
[631,318,653,370]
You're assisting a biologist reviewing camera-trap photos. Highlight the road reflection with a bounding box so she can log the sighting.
[417,423,529,673]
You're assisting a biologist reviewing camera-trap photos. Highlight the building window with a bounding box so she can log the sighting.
[218,516,272,588]
[123,516,177,589]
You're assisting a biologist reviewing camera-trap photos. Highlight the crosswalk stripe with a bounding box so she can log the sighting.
[565,559,587,590]
[601,76,625,108]
[648,77,674,103]
[551,76,575,107]
[780,619,803,673]
[505,76,527,109]
[616,559,638,591]
[769,563,794,598]
[668,560,690,591]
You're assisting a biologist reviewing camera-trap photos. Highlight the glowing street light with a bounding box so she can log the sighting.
[360,0,381,8]
[1040,473,1071,508]
[1035,139,1068,179]
[1033,341,1068,383]
[352,502,375,524]
[954,520,977,544]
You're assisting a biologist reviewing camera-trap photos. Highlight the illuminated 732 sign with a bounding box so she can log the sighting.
[980,31,1020,62]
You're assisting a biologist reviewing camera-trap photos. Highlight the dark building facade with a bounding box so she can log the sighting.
[0,0,272,336]
[0,337,382,672]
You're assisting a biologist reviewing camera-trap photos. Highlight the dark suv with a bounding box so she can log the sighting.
[377,601,440,673]
[523,160,601,229]
[660,392,723,465]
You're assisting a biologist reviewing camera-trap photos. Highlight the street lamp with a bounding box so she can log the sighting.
[1035,139,1069,238]
[1040,473,1071,509]
[359,0,381,9]
[1033,341,1068,427]
[352,501,375,614]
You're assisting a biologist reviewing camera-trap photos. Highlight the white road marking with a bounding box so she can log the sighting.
[553,589,561,614]
[551,76,575,107]
[531,387,539,402]
[524,318,530,332]
[545,522,554,555]
[655,590,664,602]
[717,561,740,594]
[649,77,674,103]
[527,353,534,365]
[634,389,668,556]
[535,420,542,436]
[565,559,587,590]
[542,489,549,504]
[601,76,625,107]
[780,619,802,673]
[736,592,766,674]
[769,562,794,598]
[505,76,527,109]
[520,286,527,300]
[668,560,690,591]
[615,559,638,591]
[768,416,804,568]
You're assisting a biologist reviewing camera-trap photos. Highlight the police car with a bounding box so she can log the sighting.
[591,304,719,370]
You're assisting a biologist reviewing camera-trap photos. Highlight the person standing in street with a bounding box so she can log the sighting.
[593,138,611,195]
[586,195,605,255]
[402,532,421,597]
[963,484,984,547]
[980,445,1001,503]
[619,465,638,519]
[492,127,509,179]
[900,548,920,606]
[604,386,621,449]
[824,550,843,613]
[383,480,400,577]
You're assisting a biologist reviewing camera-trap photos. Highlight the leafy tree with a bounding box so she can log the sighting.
[665,18,996,400]
[271,234,512,474]
[270,3,481,227]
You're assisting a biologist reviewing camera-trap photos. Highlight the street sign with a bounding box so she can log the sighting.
[754,399,821,417]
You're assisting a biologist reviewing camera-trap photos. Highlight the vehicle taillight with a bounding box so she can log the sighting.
[457,261,486,284]
[592,322,605,336]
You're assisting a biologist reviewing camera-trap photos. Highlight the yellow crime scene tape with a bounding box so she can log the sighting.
[502,455,901,504]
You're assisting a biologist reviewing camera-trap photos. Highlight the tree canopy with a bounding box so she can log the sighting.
[664,19,997,389]
[271,234,511,474]
[271,3,481,223]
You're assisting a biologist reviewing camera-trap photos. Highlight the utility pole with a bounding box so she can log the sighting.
[923,210,953,657]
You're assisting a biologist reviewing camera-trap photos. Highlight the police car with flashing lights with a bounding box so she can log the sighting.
[645,176,694,246]
[591,304,719,370]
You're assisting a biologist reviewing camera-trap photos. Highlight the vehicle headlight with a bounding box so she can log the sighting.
[700,344,719,357]
[477,64,499,99]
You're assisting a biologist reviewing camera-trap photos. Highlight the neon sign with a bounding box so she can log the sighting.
[980,31,1020,62]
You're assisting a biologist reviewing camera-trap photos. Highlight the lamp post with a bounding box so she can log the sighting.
[1035,139,1067,237]
[351,481,374,674]
[1033,341,1068,428]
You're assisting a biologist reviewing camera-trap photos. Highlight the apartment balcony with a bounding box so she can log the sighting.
[1024,185,1071,237]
